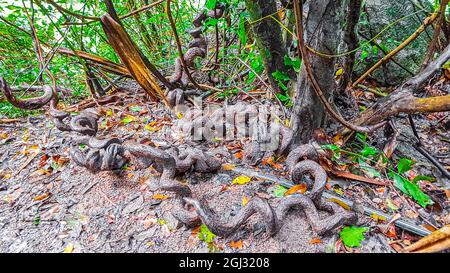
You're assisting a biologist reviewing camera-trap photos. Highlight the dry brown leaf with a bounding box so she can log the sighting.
[229,240,244,249]
[33,192,51,201]
[309,238,322,244]
[222,164,235,171]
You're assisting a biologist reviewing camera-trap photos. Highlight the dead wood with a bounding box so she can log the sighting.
[100,14,170,105]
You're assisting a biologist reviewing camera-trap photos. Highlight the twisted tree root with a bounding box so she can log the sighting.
[176,145,356,238]
[168,3,225,100]
[0,77,53,110]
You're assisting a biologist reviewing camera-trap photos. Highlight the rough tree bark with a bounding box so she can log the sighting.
[244,0,294,94]
[291,0,347,144]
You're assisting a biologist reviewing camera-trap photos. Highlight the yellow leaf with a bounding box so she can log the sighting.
[3,173,11,179]
[327,198,351,210]
[63,243,74,253]
[371,213,387,222]
[242,196,249,206]
[222,164,235,171]
[152,194,170,200]
[232,175,251,185]
[106,109,113,117]
[177,112,183,119]
[144,124,161,132]
[335,68,344,78]
[0,133,8,139]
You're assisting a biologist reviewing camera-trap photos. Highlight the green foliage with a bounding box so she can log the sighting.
[272,70,290,92]
[340,226,368,248]
[198,224,218,252]
[389,172,434,208]
[322,134,434,208]
[273,184,288,197]
[284,55,301,72]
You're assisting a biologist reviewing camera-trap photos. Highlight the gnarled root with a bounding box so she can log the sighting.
[0,77,53,110]
[183,197,278,237]
[168,3,225,91]
[178,145,356,238]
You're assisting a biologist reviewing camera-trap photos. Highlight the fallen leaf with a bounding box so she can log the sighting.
[273,185,288,197]
[222,164,235,171]
[309,238,322,244]
[242,196,249,206]
[335,68,344,78]
[52,155,69,165]
[2,173,11,179]
[385,225,397,238]
[152,194,170,200]
[284,184,307,196]
[265,157,282,170]
[63,243,74,253]
[191,226,201,236]
[339,226,368,248]
[33,192,51,201]
[121,115,136,124]
[232,175,251,185]
[234,152,243,160]
[229,240,243,249]
[144,124,161,132]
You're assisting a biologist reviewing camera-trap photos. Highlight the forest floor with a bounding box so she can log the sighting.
[0,81,449,253]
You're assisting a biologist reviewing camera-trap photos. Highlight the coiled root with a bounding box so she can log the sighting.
[168,3,225,94]
[175,144,357,238]
[0,77,53,110]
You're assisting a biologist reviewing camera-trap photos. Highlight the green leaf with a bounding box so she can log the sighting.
[411,175,436,184]
[121,115,136,124]
[284,55,301,72]
[356,132,367,142]
[273,185,288,198]
[205,0,217,9]
[198,224,216,244]
[397,158,415,174]
[339,226,368,248]
[272,70,291,82]
[358,160,381,178]
[129,106,141,113]
[360,145,378,157]
[390,172,434,208]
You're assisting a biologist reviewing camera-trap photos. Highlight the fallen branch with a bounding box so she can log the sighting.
[403,225,450,253]
[344,43,450,131]
[100,14,170,105]
[57,48,130,76]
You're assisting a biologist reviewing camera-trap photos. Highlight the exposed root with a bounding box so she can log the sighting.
[169,3,224,90]
[178,145,357,238]
[0,77,53,110]
[183,197,278,237]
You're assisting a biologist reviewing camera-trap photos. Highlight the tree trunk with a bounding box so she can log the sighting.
[291,0,346,144]
[244,0,294,94]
